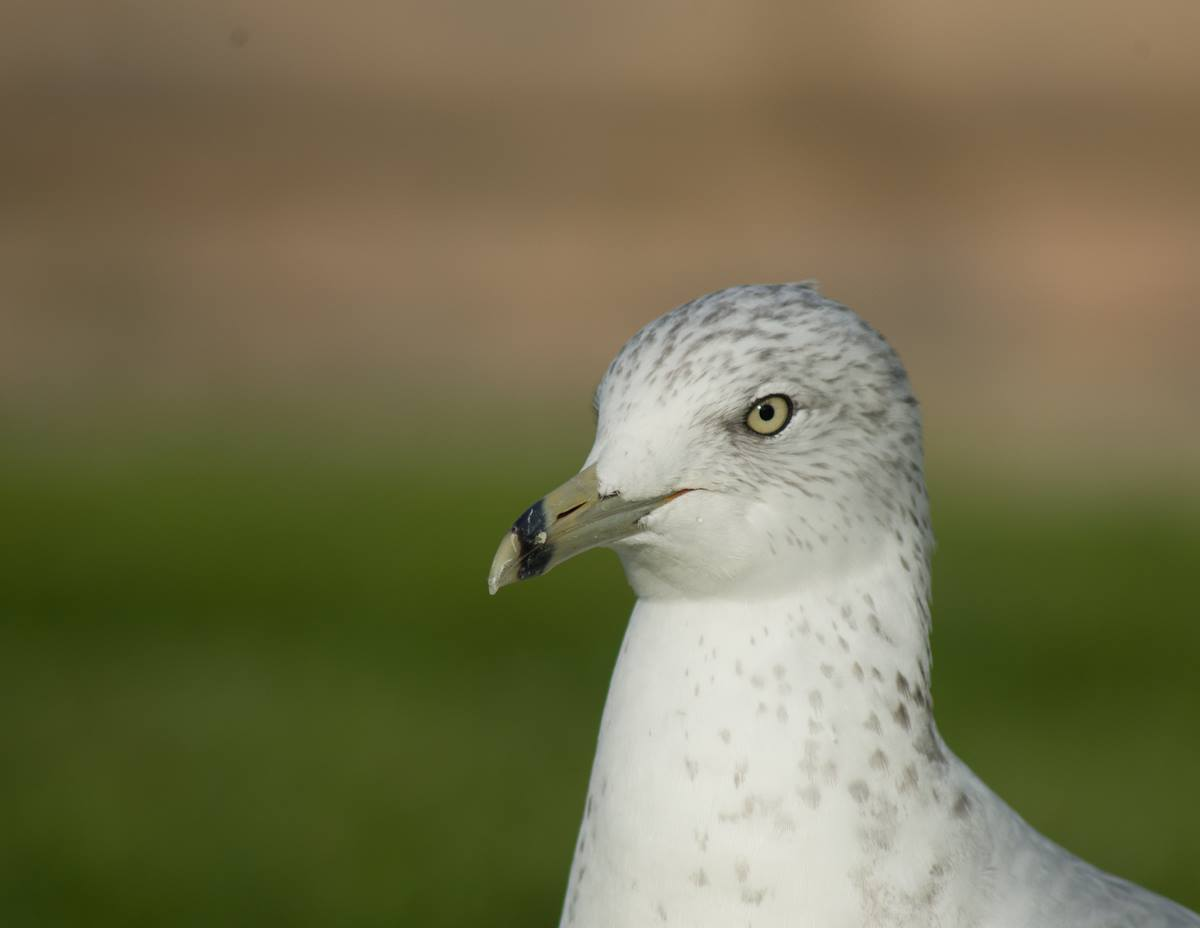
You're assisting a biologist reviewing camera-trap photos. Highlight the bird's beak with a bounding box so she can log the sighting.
[488,464,688,594]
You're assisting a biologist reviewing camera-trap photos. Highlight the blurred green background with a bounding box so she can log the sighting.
[2,1,1199,924]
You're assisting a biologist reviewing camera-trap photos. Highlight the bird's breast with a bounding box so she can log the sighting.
[558,593,974,928]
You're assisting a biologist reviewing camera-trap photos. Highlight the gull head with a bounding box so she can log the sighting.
[489,283,931,601]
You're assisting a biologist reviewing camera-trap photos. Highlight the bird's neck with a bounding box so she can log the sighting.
[603,554,940,795]
[560,555,967,927]
[609,549,936,768]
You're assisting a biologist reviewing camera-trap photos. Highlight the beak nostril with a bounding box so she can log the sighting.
[556,501,587,522]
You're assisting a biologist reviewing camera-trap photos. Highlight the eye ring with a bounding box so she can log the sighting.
[745,394,794,436]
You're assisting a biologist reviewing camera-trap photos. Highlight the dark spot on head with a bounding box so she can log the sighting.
[892,702,911,731]
[848,780,870,803]
[953,792,972,818]
[896,672,911,698]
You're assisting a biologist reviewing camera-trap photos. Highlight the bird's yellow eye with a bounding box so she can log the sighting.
[745,394,793,435]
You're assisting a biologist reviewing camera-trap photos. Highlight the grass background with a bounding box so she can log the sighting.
[2,418,1197,926]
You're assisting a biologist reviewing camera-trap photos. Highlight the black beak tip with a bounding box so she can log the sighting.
[512,500,554,580]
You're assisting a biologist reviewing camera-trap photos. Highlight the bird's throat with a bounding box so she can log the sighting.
[558,564,955,927]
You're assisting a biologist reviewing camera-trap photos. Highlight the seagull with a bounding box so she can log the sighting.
[487,283,1198,928]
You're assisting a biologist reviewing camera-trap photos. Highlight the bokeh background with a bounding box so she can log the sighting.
[2,1,1198,924]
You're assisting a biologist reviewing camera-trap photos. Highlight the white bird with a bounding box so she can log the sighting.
[488,283,1198,928]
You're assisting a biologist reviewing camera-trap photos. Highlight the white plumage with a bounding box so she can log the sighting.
[490,283,1198,928]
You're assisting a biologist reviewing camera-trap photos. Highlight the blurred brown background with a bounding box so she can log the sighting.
[4,0,1199,468]
[1,3,1198,925]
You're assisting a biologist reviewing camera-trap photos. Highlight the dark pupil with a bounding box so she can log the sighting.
[759,402,775,421]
